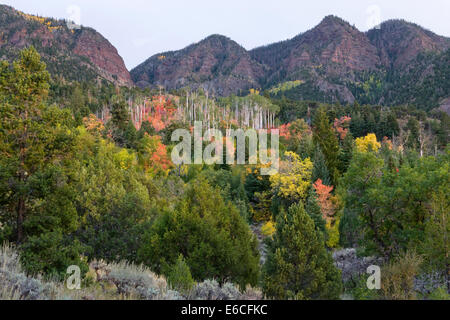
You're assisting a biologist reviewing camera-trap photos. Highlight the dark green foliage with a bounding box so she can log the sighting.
[312,146,331,185]
[338,207,362,248]
[383,112,400,139]
[0,47,85,278]
[338,132,354,173]
[198,168,250,221]
[20,231,88,280]
[165,254,195,294]
[420,188,449,275]
[137,179,260,289]
[263,203,342,300]
[340,150,450,259]
[1,42,449,301]
[108,97,138,148]
[381,50,450,111]
[75,192,151,264]
[275,98,313,124]
[305,188,326,235]
[406,117,420,150]
[313,108,341,185]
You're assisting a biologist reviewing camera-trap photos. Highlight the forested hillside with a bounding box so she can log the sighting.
[1,47,448,300]
[0,5,132,86]
[0,5,449,301]
[133,15,450,111]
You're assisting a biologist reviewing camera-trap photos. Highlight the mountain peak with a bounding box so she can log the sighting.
[367,18,450,67]
[0,5,132,86]
[318,15,353,28]
[196,34,244,51]
[203,34,231,41]
[131,33,264,96]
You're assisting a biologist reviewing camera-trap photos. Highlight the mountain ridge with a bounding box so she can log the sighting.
[0,5,132,86]
[132,34,267,96]
[1,5,449,109]
[131,14,450,108]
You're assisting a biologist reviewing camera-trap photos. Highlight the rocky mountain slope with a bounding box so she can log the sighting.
[132,34,266,96]
[0,5,132,86]
[367,19,450,68]
[133,15,450,109]
[252,16,381,81]
[2,5,448,109]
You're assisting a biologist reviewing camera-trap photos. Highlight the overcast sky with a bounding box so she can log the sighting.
[1,0,449,69]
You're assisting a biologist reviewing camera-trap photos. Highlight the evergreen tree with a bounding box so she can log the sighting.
[110,96,130,130]
[263,203,342,300]
[138,178,260,288]
[421,188,449,279]
[0,47,73,243]
[406,117,420,150]
[69,84,89,125]
[366,112,377,135]
[339,132,355,173]
[385,112,400,139]
[312,146,331,186]
[0,47,86,278]
[165,254,195,294]
[350,112,363,137]
[313,108,341,185]
[305,188,326,235]
[109,96,137,148]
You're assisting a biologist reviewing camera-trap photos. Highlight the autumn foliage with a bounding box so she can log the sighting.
[83,114,105,134]
[133,95,177,132]
[355,133,381,153]
[137,134,173,174]
[313,179,335,222]
[333,116,351,140]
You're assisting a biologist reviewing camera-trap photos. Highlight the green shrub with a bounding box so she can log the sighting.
[166,255,195,294]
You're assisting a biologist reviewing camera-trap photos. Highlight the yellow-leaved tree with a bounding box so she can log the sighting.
[270,152,313,202]
[355,133,381,153]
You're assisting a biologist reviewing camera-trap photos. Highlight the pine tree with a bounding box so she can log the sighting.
[110,96,130,130]
[109,96,136,148]
[263,203,342,300]
[0,47,72,243]
[339,132,354,173]
[313,108,341,185]
[384,112,400,139]
[312,146,331,186]
[306,188,326,234]
[406,117,420,150]
[166,254,195,294]
[0,47,86,278]
[138,179,260,288]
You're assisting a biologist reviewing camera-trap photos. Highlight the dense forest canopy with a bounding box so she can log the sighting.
[0,36,449,301]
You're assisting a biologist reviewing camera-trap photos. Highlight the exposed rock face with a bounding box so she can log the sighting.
[134,15,450,107]
[252,16,450,104]
[0,5,132,86]
[367,20,450,68]
[132,35,265,96]
[3,4,449,105]
[439,97,450,115]
[414,271,449,295]
[332,248,384,283]
[72,29,132,86]
[280,16,380,74]
[250,223,268,266]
